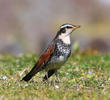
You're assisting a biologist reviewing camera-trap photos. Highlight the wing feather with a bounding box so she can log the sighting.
[22,42,55,81]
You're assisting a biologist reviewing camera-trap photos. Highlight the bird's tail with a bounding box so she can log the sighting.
[22,72,33,82]
[22,63,39,82]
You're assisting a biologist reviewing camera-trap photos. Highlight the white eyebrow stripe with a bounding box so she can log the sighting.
[61,24,73,28]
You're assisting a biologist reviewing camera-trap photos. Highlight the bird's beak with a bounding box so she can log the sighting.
[72,25,80,29]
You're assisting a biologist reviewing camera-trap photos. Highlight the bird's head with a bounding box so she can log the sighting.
[55,24,80,44]
[56,24,80,37]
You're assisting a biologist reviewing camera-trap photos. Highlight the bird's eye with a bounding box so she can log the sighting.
[61,28,66,33]
[66,26,72,29]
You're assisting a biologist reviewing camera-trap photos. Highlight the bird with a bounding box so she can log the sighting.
[22,24,80,82]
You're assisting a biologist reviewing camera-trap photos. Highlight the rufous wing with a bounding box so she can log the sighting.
[22,43,55,82]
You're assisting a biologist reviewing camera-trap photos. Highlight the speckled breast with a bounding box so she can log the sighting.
[46,39,71,70]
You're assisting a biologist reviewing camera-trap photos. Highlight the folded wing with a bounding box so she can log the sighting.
[22,42,55,82]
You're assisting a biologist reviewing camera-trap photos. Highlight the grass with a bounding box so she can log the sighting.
[0,49,110,100]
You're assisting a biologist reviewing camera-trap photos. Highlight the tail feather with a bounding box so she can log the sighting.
[22,64,40,82]
[22,72,34,82]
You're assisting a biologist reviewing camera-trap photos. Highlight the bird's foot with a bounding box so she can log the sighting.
[55,77,61,83]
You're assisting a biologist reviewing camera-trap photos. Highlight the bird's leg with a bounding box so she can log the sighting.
[46,71,49,80]
[43,70,49,82]
[55,70,60,82]
[43,69,55,81]
[42,70,49,84]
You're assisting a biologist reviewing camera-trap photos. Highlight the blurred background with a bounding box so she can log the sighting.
[0,0,110,56]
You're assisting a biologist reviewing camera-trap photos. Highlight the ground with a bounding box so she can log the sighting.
[0,49,110,100]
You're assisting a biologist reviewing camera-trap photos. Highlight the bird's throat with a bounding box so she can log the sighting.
[58,34,71,44]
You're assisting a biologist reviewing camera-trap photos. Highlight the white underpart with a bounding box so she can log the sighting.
[58,34,71,44]
[58,56,65,61]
